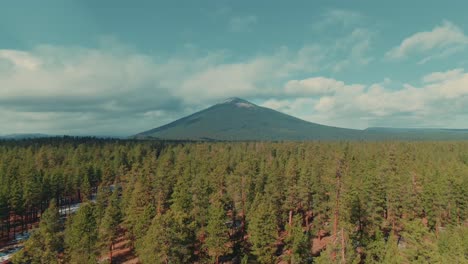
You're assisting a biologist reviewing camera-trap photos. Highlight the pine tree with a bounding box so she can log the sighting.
[399,219,441,263]
[364,230,386,264]
[248,195,278,264]
[437,225,468,263]
[95,184,112,224]
[65,202,98,264]
[284,214,311,263]
[99,189,122,263]
[80,174,92,201]
[205,200,232,263]
[124,177,155,242]
[137,210,193,264]
[381,232,403,264]
[12,200,62,264]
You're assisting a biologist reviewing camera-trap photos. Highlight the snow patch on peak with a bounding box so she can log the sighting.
[235,102,255,108]
[222,97,242,103]
[218,97,256,108]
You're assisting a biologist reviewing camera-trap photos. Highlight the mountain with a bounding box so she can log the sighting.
[136,97,468,141]
[136,97,368,141]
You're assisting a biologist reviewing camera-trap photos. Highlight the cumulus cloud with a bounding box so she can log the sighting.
[263,70,468,129]
[314,96,335,112]
[228,15,257,32]
[179,56,280,102]
[0,41,329,135]
[422,68,464,83]
[0,50,41,70]
[261,98,317,116]
[288,28,373,73]
[386,21,468,61]
[284,77,363,96]
[0,45,209,135]
[0,45,181,108]
[332,28,373,71]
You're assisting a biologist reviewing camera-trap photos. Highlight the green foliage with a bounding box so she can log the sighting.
[1,139,468,263]
[437,226,468,263]
[137,210,193,264]
[204,200,232,263]
[284,214,311,263]
[399,220,441,263]
[98,189,122,261]
[95,185,112,224]
[124,179,156,241]
[12,201,62,264]
[380,232,404,264]
[248,195,278,264]
[364,230,387,264]
[64,202,98,264]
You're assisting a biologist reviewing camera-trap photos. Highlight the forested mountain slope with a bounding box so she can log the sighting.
[136,98,364,140]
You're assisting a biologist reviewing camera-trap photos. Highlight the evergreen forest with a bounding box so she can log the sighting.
[0,138,467,263]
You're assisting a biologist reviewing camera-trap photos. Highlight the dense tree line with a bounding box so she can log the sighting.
[1,138,467,263]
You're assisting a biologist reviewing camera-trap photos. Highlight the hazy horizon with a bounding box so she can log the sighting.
[2,96,468,138]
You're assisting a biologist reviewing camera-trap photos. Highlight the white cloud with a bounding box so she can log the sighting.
[261,98,317,118]
[281,45,324,74]
[263,70,468,129]
[0,46,166,100]
[422,68,464,83]
[179,56,279,102]
[314,96,335,112]
[0,42,328,135]
[0,45,204,135]
[261,99,292,111]
[386,21,468,60]
[284,77,363,96]
[280,28,374,74]
[0,50,41,70]
[332,28,373,71]
[229,15,257,32]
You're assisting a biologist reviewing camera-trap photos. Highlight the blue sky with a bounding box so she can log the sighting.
[1,0,468,135]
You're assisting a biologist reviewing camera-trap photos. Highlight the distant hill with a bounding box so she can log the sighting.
[365,127,468,140]
[366,127,468,133]
[0,133,51,140]
[136,97,468,141]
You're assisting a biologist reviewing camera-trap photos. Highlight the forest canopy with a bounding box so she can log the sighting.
[0,138,467,263]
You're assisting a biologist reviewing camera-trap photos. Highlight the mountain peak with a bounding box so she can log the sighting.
[222,97,248,103]
[220,97,256,108]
